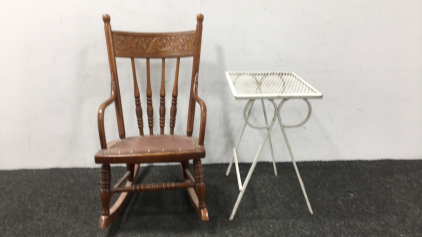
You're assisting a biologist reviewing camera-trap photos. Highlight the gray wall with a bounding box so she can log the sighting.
[1,0,421,169]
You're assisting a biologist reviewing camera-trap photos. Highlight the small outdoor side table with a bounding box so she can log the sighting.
[225,71,323,220]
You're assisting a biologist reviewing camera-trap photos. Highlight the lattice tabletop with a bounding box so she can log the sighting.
[226,72,323,99]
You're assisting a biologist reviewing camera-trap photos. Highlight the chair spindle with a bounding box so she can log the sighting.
[159,58,166,135]
[131,58,144,136]
[170,57,180,135]
[146,58,154,135]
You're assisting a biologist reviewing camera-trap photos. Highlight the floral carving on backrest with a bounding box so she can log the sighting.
[112,32,196,58]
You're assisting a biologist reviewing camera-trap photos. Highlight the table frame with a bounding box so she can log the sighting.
[226,98,316,220]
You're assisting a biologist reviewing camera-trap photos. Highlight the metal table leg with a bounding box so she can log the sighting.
[261,99,278,176]
[227,99,277,176]
[226,100,255,176]
[276,99,314,214]
[228,99,278,220]
[227,98,314,220]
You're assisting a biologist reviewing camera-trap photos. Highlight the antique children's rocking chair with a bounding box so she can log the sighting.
[94,14,208,229]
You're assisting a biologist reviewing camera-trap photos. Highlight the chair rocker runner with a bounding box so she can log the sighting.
[94,14,208,229]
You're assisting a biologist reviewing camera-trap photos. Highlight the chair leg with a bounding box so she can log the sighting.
[99,164,140,229]
[126,164,135,182]
[181,161,190,180]
[183,159,209,221]
[100,164,111,216]
[193,159,206,210]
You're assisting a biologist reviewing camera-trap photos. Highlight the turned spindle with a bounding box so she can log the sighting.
[170,57,180,135]
[146,58,154,135]
[159,58,166,135]
[131,58,144,136]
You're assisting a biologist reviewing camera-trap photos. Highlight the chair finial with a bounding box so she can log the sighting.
[103,14,111,24]
[196,14,204,23]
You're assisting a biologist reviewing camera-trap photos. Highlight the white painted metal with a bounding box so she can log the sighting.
[261,99,277,176]
[229,99,278,221]
[233,148,243,191]
[277,100,314,214]
[226,100,255,176]
[226,71,322,220]
[225,71,323,99]
[279,99,313,128]
[243,100,277,129]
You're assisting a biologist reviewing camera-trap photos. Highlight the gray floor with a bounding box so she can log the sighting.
[1,160,421,236]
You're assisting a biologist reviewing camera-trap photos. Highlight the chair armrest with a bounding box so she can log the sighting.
[98,79,116,149]
[191,75,207,145]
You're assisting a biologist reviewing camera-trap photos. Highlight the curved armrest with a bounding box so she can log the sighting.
[98,80,116,149]
[192,75,207,145]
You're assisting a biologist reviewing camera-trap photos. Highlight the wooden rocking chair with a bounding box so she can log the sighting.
[94,14,208,229]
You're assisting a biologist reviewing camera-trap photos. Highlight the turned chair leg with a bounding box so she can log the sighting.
[100,164,111,216]
[193,159,206,209]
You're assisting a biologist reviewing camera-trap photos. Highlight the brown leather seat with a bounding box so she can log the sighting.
[95,135,205,164]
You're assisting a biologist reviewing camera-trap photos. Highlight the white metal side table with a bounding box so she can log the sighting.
[225,71,323,220]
